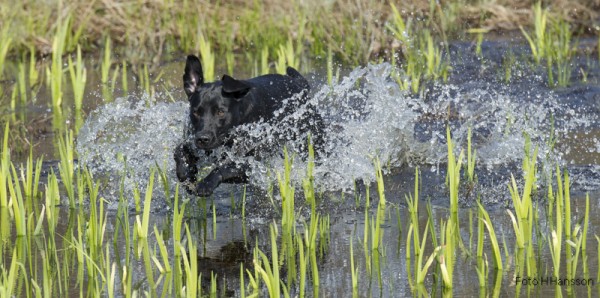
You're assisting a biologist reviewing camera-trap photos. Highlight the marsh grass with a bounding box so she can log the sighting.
[507,134,537,249]
[58,130,76,207]
[135,168,156,239]
[466,127,477,184]
[277,148,298,288]
[326,47,340,87]
[520,2,577,87]
[68,45,86,112]
[198,31,215,82]
[16,61,27,106]
[255,224,284,298]
[411,221,439,284]
[520,2,548,65]
[101,37,112,85]
[7,163,26,236]
[446,126,464,226]
[21,147,42,204]
[0,26,11,81]
[548,170,565,281]
[180,225,199,297]
[547,18,574,87]
[0,128,587,296]
[388,4,450,93]
[501,50,517,83]
[478,203,503,270]
[438,219,456,288]
[275,38,300,75]
[467,28,488,57]
[0,123,11,208]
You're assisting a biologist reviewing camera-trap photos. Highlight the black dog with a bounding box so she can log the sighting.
[174,55,321,196]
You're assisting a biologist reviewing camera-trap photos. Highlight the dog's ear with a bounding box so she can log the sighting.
[183,55,203,97]
[221,75,251,98]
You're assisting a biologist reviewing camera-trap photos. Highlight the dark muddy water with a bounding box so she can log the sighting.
[3,39,600,296]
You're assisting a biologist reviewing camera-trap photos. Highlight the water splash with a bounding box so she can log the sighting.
[76,95,187,209]
[76,63,597,208]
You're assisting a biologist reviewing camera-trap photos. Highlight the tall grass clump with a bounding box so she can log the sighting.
[57,129,76,207]
[411,221,439,285]
[439,219,457,288]
[21,147,42,202]
[507,135,537,249]
[84,171,106,283]
[45,172,60,236]
[349,237,359,297]
[326,47,339,87]
[259,46,270,75]
[46,15,72,108]
[7,163,27,236]
[466,127,477,183]
[548,167,567,282]
[28,46,39,87]
[0,249,20,297]
[277,148,298,288]
[135,168,156,239]
[565,193,589,282]
[68,45,87,112]
[520,1,548,65]
[198,31,215,82]
[405,168,420,257]
[254,225,284,298]
[0,26,12,81]
[275,38,300,75]
[467,28,488,57]
[16,60,28,107]
[101,36,112,86]
[180,225,199,297]
[446,126,464,227]
[372,157,386,253]
[387,3,450,93]
[546,18,574,87]
[478,203,503,270]
[1,123,11,208]
[363,157,387,289]
[520,2,575,87]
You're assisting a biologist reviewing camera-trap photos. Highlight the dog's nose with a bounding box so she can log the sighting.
[196,134,213,146]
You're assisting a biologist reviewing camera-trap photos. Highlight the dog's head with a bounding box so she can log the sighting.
[183,55,254,150]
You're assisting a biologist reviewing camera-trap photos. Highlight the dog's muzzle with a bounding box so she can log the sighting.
[195,132,215,148]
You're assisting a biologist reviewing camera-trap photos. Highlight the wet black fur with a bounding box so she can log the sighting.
[174,55,322,196]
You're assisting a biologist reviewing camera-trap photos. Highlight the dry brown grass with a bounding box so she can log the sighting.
[1,0,599,64]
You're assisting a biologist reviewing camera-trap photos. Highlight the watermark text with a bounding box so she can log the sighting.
[515,276,594,287]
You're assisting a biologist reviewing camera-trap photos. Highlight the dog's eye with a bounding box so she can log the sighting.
[216,109,225,117]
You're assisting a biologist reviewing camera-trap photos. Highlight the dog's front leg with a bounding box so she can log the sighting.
[174,142,199,183]
[195,163,249,197]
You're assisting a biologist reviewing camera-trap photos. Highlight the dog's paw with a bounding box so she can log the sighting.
[175,165,189,182]
[195,172,222,197]
[195,180,217,197]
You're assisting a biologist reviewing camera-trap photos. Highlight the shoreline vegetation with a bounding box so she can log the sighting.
[1,0,599,66]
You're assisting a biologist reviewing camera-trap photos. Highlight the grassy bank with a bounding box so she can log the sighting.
[1,0,599,67]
